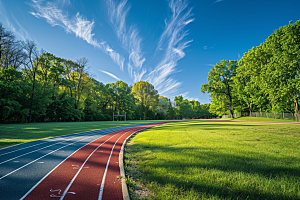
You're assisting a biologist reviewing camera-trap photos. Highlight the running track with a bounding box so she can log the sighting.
[0,122,171,200]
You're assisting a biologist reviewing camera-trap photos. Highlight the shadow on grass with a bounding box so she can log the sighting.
[129,144,300,200]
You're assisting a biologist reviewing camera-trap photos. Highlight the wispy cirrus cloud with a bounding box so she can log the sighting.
[147,0,194,96]
[214,0,223,4]
[58,0,70,6]
[206,64,215,67]
[106,0,146,81]
[0,1,31,41]
[29,0,193,98]
[99,70,120,80]
[30,0,124,69]
[106,0,193,96]
[180,92,200,102]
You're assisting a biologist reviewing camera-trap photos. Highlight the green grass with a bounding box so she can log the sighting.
[0,120,167,149]
[233,117,299,122]
[125,120,300,200]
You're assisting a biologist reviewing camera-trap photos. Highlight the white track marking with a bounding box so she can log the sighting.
[0,140,69,165]
[0,127,114,153]
[98,129,137,200]
[49,189,62,197]
[0,130,109,165]
[0,129,101,152]
[0,133,100,180]
[19,130,123,200]
[0,141,49,157]
[59,130,128,200]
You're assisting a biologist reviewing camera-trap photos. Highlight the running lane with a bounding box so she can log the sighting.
[21,122,169,200]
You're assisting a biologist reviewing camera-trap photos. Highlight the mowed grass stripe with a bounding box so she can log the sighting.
[0,120,167,149]
[125,120,300,200]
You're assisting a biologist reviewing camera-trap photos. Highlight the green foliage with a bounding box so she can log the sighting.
[203,20,300,117]
[131,81,159,120]
[173,95,216,119]
[201,60,238,118]
[0,22,213,123]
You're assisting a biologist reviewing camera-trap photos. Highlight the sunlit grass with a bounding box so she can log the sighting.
[210,117,299,122]
[0,120,167,149]
[234,117,298,122]
[125,120,300,200]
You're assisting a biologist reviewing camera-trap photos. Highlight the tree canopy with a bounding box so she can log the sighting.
[202,20,300,117]
[0,22,215,123]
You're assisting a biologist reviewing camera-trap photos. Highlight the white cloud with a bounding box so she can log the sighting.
[58,0,70,6]
[203,46,207,50]
[30,0,124,69]
[99,70,121,80]
[180,92,200,102]
[214,0,223,4]
[0,1,31,41]
[28,0,194,99]
[148,0,194,96]
[106,0,146,79]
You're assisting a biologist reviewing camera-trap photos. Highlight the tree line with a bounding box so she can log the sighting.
[201,20,300,118]
[0,22,215,123]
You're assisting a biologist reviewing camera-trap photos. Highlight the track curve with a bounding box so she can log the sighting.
[0,122,171,200]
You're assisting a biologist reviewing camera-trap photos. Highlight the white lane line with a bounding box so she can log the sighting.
[0,128,108,156]
[59,129,129,200]
[0,131,99,156]
[0,141,49,157]
[0,132,101,180]
[0,130,107,165]
[0,141,68,165]
[19,129,126,200]
[98,129,137,200]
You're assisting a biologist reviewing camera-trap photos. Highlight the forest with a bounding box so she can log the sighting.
[202,20,300,118]
[0,22,214,123]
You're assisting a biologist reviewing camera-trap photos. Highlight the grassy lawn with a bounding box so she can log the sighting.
[215,116,299,122]
[234,117,299,122]
[0,120,167,149]
[124,120,300,200]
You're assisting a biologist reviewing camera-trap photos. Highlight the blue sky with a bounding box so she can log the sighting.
[0,0,299,103]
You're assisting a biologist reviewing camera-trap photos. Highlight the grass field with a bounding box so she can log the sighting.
[124,120,300,200]
[217,116,299,122]
[234,117,299,122]
[0,120,167,149]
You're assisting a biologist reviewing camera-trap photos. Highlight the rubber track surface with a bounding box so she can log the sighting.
[22,122,168,200]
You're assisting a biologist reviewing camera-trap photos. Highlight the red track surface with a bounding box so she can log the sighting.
[23,122,168,200]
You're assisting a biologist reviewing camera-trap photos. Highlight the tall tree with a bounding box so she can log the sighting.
[131,81,158,120]
[233,46,271,115]
[22,40,42,122]
[201,60,238,118]
[262,20,300,114]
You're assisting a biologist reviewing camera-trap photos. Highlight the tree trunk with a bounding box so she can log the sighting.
[29,72,36,123]
[294,98,299,114]
[228,94,234,118]
[249,104,252,117]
